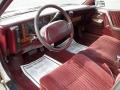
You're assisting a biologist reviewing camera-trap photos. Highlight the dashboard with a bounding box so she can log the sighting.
[0,5,96,54]
[8,15,52,53]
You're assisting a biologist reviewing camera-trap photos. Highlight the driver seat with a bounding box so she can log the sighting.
[40,54,114,90]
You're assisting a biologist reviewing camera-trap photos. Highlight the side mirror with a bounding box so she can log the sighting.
[95,0,105,7]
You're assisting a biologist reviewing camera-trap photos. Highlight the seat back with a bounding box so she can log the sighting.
[80,35,120,76]
[89,35,120,61]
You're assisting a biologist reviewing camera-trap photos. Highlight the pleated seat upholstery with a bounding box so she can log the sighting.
[40,54,114,90]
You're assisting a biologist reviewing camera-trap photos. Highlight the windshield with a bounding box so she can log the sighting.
[3,0,86,16]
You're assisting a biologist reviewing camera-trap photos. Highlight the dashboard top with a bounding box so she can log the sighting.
[0,5,95,27]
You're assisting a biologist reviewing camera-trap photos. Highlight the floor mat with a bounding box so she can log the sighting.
[66,40,88,54]
[21,54,62,88]
[59,40,88,54]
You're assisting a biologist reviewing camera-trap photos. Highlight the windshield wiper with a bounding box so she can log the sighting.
[60,3,81,7]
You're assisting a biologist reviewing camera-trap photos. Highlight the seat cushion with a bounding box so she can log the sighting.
[40,54,114,90]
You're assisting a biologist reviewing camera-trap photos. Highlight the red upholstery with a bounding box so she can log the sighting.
[109,11,120,27]
[40,54,114,90]
[80,35,120,76]
[40,35,120,90]
[103,11,120,39]
[89,35,120,61]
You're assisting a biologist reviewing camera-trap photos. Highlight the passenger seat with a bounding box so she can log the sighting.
[40,35,120,90]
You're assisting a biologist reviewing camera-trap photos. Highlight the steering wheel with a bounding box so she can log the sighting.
[34,4,74,51]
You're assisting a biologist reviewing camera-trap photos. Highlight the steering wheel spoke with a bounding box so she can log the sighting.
[49,12,60,23]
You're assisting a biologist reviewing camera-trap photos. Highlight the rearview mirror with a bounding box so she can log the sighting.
[95,0,105,7]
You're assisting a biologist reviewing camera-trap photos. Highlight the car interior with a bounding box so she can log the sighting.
[0,0,120,90]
